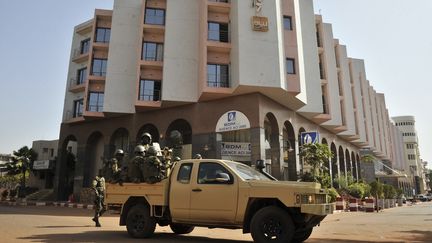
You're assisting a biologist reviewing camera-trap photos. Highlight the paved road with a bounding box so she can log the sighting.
[0,202,431,242]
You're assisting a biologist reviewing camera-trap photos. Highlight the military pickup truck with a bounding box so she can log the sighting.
[106,159,334,243]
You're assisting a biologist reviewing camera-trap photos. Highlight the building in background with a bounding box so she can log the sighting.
[29,140,58,189]
[54,0,420,201]
[392,116,428,195]
[0,154,13,177]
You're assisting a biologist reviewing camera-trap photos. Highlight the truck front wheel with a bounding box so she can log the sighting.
[126,204,156,238]
[250,206,295,243]
[170,223,195,234]
[292,228,313,243]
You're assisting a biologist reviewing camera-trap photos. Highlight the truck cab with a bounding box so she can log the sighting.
[106,159,334,243]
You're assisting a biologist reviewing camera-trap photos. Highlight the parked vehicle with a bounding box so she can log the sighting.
[106,159,335,243]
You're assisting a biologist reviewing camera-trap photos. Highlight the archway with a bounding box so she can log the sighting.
[345,149,351,177]
[61,135,78,200]
[110,128,130,155]
[356,154,361,180]
[166,119,193,159]
[298,127,306,174]
[338,146,345,177]
[283,121,296,181]
[84,132,104,187]
[264,113,280,179]
[351,151,357,181]
[330,142,338,185]
[321,138,330,174]
[137,123,160,145]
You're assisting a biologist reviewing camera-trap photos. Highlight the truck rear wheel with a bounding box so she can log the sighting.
[292,228,313,243]
[126,204,156,238]
[250,206,295,243]
[170,223,195,234]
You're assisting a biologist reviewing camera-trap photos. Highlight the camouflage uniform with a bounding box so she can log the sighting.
[128,145,146,183]
[92,176,106,227]
[141,146,163,184]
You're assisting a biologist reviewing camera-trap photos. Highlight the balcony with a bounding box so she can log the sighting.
[208,0,231,14]
[68,78,86,93]
[72,48,90,63]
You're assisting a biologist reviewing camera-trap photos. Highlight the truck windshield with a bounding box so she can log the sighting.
[225,161,271,181]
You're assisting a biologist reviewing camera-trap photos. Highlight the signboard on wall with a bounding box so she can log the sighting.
[252,16,269,32]
[216,111,251,132]
[300,132,320,145]
[33,160,51,170]
[221,142,251,157]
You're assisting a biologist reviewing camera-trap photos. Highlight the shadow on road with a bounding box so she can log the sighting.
[18,231,251,243]
[397,230,432,242]
[0,205,118,218]
[307,239,404,243]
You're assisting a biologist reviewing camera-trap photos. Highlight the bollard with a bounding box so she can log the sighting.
[336,197,344,211]
[365,198,375,212]
[349,198,358,211]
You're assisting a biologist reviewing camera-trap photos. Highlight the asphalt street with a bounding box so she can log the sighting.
[0,202,431,243]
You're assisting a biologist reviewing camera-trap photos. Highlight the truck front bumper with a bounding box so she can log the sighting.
[301,203,335,216]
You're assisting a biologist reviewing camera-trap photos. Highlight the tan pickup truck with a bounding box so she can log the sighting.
[106,159,334,243]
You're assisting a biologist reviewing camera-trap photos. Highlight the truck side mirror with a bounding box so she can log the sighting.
[215,173,231,183]
[256,159,265,171]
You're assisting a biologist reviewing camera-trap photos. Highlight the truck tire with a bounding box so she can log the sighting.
[250,206,295,243]
[292,228,313,243]
[126,204,156,238]
[170,223,195,234]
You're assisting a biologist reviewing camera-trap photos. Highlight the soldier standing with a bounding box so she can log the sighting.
[92,173,106,227]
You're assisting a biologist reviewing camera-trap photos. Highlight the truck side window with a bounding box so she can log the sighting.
[198,162,233,184]
[177,163,193,184]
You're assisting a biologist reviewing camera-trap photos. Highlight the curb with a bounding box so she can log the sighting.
[0,200,94,210]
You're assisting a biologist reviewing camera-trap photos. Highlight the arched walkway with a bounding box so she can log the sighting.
[166,119,193,159]
[110,128,130,155]
[338,146,346,177]
[137,123,160,145]
[84,132,104,187]
[330,142,338,185]
[60,135,78,200]
[264,113,281,179]
[283,121,296,181]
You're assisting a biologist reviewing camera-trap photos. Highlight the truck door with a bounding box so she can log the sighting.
[169,162,193,221]
[189,162,238,223]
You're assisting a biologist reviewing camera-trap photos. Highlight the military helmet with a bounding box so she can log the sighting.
[141,132,152,140]
[114,149,124,156]
[147,146,158,156]
[173,157,181,162]
[134,145,145,154]
[194,154,202,159]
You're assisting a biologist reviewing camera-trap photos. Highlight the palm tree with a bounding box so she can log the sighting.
[6,146,38,197]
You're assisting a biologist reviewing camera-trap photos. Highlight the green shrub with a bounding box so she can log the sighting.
[370,181,384,199]
[347,183,365,199]
[326,187,339,203]
[383,184,397,199]
[1,189,8,199]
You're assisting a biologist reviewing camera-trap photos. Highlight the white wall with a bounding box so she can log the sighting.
[349,59,367,145]
[163,0,200,102]
[296,0,323,116]
[321,23,342,127]
[104,0,142,114]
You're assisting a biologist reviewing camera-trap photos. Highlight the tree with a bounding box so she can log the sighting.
[370,180,384,199]
[360,154,375,163]
[299,143,333,184]
[5,146,38,197]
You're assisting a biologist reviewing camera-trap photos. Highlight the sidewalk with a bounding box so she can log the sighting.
[0,199,94,209]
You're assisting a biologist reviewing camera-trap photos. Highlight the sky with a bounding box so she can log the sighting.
[0,1,430,168]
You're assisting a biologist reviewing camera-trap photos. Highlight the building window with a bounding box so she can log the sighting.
[208,22,229,42]
[73,99,84,118]
[316,24,322,47]
[50,149,54,157]
[142,42,164,61]
[77,67,87,85]
[286,58,295,74]
[80,38,90,54]
[88,92,104,112]
[319,54,325,79]
[139,80,161,101]
[207,64,230,88]
[283,16,293,30]
[322,86,328,114]
[95,28,111,43]
[144,8,165,25]
[92,59,107,76]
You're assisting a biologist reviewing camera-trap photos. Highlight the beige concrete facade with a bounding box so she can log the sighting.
[57,0,410,200]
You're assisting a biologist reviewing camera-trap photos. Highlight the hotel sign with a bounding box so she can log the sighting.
[252,0,268,32]
[252,16,269,32]
[216,110,251,132]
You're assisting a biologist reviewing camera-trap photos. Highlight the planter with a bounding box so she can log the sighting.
[365,198,375,212]
[349,198,359,211]
[397,199,403,206]
[336,197,344,211]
